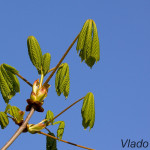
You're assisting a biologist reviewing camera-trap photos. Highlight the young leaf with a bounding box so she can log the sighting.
[7,105,24,124]
[57,121,65,140]
[0,64,20,103]
[46,132,57,150]
[83,19,93,60]
[76,20,89,52]
[91,21,100,62]
[27,120,46,134]
[5,104,11,113]
[3,63,19,74]
[76,19,100,68]
[0,112,9,129]
[55,63,70,98]
[0,67,11,103]
[7,70,20,93]
[42,53,51,76]
[81,92,95,130]
[27,36,43,73]
[45,110,54,125]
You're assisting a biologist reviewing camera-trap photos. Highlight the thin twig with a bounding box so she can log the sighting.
[47,64,63,73]
[44,33,80,86]
[39,131,95,150]
[1,107,35,150]
[45,127,51,133]
[47,97,84,125]
[7,115,14,120]
[15,72,32,87]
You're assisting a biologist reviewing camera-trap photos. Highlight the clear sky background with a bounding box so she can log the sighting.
[0,0,150,150]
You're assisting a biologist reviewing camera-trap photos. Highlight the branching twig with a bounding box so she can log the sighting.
[44,33,79,86]
[15,72,32,87]
[39,131,95,150]
[47,64,63,73]
[47,97,84,125]
[1,107,35,150]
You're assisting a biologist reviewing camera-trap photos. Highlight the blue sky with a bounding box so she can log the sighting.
[0,0,150,150]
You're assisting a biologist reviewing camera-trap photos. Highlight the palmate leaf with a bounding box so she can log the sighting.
[0,112,9,129]
[42,53,51,76]
[55,63,70,98]
[76,19,100,68]
[45,110,54,125]
[27,36,43,73]
[0,64,20,103]
[46,132,57,150]
[81,92,95,130]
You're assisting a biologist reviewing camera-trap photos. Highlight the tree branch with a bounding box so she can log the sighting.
[47,97,84,125]
[1,107,35,150]
[15,72,32,87]
[44,33,79,86]
[39,131,95,150]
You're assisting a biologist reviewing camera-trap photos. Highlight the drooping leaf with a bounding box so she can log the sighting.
[0,67,11,103]
[42,53,51,76]
[45,110,54,125]
[81,92,95,130]
[0,112,9,129]
[3,64,19,74]
[83,19,93,60]
[7,105,24,124]
[7,70,20,93]
[46,132,57,150]
[55,65,62,96]
[76,19,100,68]
[27,36,43,73]
[91,21,100,62]
[57,121,65,140]
[76,20,89,52]
[4,104,11,113]
[63,79,70,99]
[0,64,20,103]
[55,63,70,98]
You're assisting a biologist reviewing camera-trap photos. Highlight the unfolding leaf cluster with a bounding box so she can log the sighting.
[77,19,100,68]
[55,63,70,98]
[27,36,51,76]
[81,92,95,130]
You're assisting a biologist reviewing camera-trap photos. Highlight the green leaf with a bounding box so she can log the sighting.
[57,121,65,140]
[0,112,9,129]
[28,122,46,134]
[76,20,89,52]
[27,36,43,73]
[7,70,20,93]
[42,53,51,76]
[91,21,100,62]
[0,67,11,103]
[7,105,24,124]
[83,19,93,60]
[4,104,11,113]
[76,19,100,68]
[55,63,70,98]
[3,64,19,74]
[46,132,57,150]
[81,92,95,130]
[45,110,54,125]
[55,67,61,96]
[0,64,20,103]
